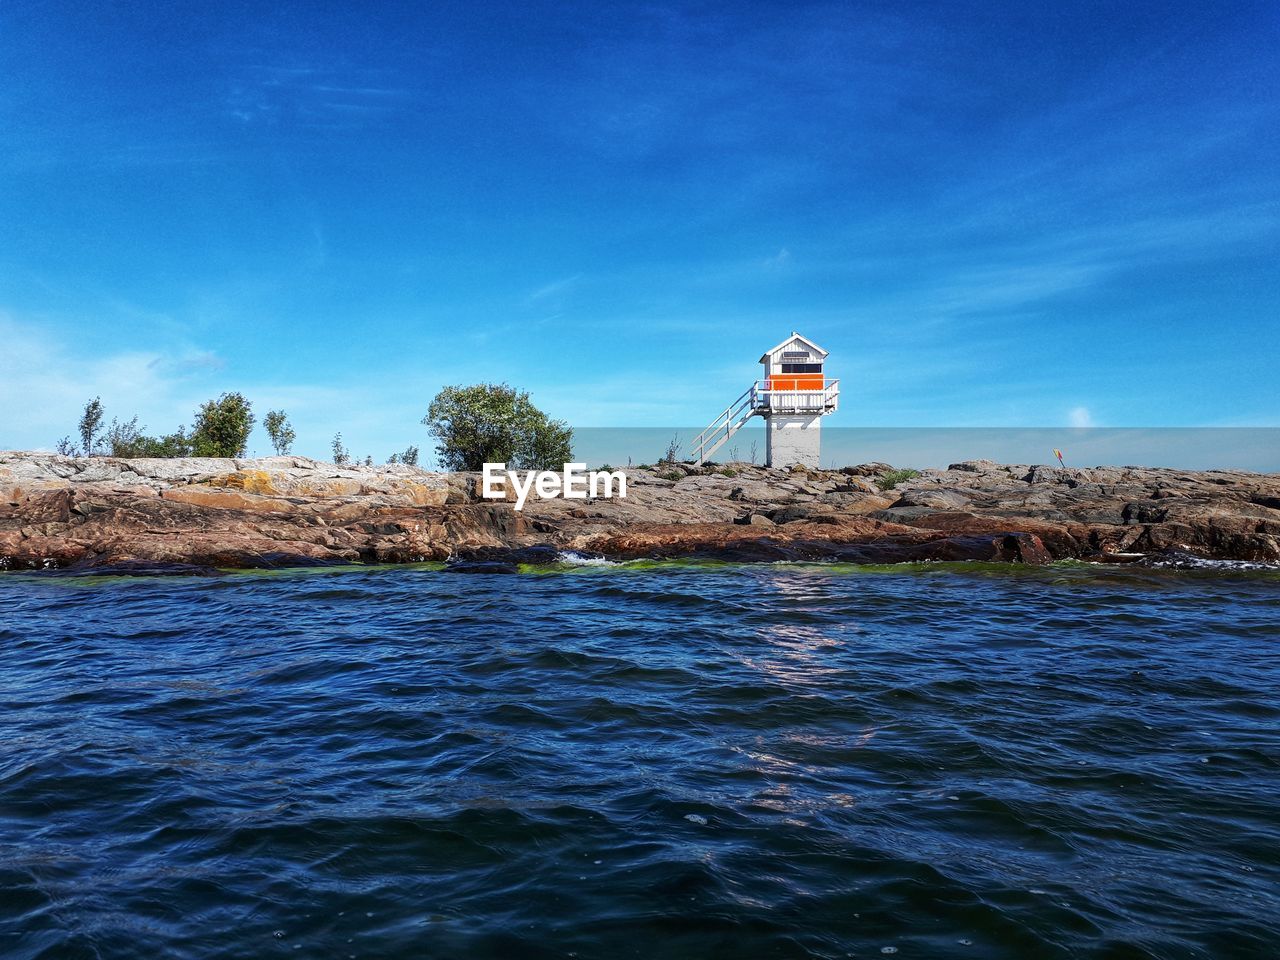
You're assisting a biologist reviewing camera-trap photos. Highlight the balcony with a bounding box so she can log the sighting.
[750,379,839,415]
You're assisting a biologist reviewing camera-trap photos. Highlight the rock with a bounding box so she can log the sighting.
[767,504,843,524]
[1,452,1277,569]
[841,462,894,477]
[819,492,895,513]
[891,489,971,510]
[161,487,298,513]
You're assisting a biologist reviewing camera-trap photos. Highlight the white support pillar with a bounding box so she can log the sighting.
[765,414,822,468]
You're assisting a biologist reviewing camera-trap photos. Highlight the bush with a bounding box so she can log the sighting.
[191,393,255,457]
[877,468,921,491]
[660,434,682,465]
[105,417,193,458]
[424,383,572,472]
[332,433,350,466]
[134,430,194,458]
[388,445,419,466]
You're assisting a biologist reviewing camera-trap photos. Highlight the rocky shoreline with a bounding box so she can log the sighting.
[2,452,1278,573]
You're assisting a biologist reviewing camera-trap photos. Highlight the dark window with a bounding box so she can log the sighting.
[782,351,810,361]
[780,363,823,373]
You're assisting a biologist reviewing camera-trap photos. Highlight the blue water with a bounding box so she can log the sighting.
[2,561,1278,959]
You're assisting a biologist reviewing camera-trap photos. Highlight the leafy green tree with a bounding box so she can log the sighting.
[78,397,104,456]
[263,409,296,455]
[423,383,572,472]
[400,444,419,467]
[331,432,350,465]
[191,392,255,457]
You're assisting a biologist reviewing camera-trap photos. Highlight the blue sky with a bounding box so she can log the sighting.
[1,1,1277,461]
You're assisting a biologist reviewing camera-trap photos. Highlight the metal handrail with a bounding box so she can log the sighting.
[693,379,839,464]
[691,385,753,456]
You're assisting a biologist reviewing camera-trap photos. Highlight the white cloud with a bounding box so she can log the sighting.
[1068,405,1095,428]
[0,315,218,450]
[0,313,433,461]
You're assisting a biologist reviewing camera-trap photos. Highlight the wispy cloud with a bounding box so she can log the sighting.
[223,63,416,127]
[528,275,582,302]
[148,350,226,376]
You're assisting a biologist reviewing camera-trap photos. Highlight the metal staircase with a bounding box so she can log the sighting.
[691,385,759,464]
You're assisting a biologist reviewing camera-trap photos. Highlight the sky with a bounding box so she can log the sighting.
[1,0,1277,463]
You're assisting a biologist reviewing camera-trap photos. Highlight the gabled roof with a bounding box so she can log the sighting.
[759,331,829,362]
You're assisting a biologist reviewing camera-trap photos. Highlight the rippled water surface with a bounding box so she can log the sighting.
[2,561,1278,959]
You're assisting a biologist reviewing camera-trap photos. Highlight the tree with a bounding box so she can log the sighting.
[55,436,76,456]
[105,417,192,458]
[401,445,419,467]
[191,392,255,457]
[105,417,145,457]
[263,410,296,455]
[78,397,104,456]
[331,432,350,465]
[423,383,572,472]
[136,428,193,458]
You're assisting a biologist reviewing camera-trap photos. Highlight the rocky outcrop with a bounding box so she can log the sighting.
[0,454,510,571]
[1,452,1277,572]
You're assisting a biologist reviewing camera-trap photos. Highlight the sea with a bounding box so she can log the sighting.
[2,559,1277,959]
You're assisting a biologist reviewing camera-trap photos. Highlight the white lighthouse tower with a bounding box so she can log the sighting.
[692,332,839,468]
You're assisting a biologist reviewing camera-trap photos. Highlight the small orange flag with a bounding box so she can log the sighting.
[1053,448,1066,467]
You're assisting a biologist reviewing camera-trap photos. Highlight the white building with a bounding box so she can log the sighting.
[692,332,839,468]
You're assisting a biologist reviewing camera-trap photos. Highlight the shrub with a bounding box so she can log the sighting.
[877,468,921,491]
[105,417,145,457]
[331,433,350,466]
[660,434,682,465]
[136,429,194,458]
[191,393,255,457]
[105,417,193,458]
[423,383,571,472]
